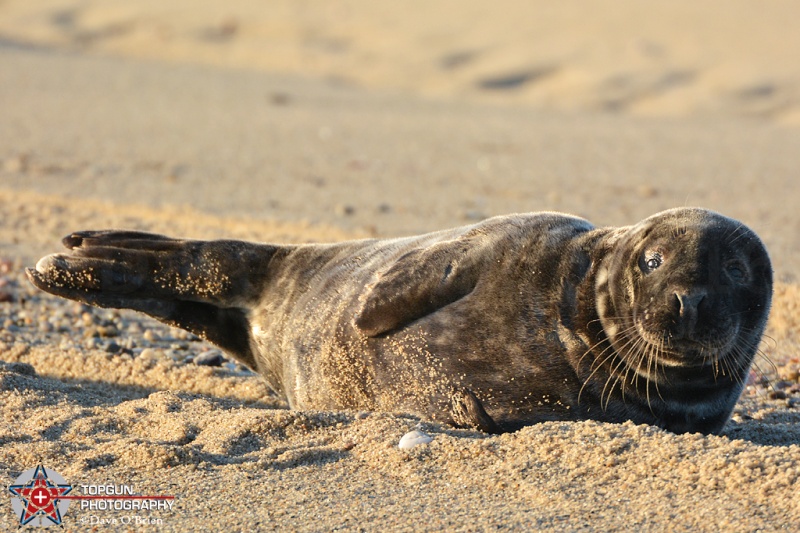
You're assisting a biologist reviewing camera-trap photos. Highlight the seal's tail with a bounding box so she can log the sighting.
[26,230,280,368]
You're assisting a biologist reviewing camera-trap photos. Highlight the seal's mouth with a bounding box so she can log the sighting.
[666,338,733,362]
[632,321,738,367]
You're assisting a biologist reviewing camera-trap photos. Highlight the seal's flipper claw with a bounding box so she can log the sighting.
[25,266,51,293]
[62,232,86,249]
[31,251,150,299]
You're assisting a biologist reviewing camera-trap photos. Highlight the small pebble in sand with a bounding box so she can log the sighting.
[768,390,788,400]
[398,429,433,449]
[105,342,122,354]
[195,351,224,367]
[3,154,29,173]
[335,204,356,216]
[5,362,36,376]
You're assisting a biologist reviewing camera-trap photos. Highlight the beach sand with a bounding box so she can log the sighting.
[1,2,799,531]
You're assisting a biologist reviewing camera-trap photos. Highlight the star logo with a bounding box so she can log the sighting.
[8,465,72,527]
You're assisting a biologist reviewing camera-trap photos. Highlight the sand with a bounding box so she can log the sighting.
[1,2,799,531]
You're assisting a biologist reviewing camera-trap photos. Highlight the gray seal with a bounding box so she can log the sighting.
[27,207,772,434]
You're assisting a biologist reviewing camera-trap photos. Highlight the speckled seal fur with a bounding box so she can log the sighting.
[27,208,772,434]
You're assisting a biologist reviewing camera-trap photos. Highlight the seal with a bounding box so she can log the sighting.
[26,207,772,435]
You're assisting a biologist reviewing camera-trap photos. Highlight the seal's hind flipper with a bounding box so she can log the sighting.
[27,231,280,369]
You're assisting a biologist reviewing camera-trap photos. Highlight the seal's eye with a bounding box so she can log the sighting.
[726,261,747,283]
[641,251,663,273]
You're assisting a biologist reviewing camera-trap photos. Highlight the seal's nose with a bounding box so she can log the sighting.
[672,290,707,339]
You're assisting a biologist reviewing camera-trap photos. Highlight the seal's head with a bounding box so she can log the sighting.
[597,208,772,374]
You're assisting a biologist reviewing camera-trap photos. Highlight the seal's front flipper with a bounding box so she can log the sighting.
[27,231,281,368]
[355,237,494,337]
[451,389,502,434]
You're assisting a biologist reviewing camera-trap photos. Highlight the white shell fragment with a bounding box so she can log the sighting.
[398,429,433,449]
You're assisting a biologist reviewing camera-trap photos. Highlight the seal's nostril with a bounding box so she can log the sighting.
[676,292,688,317]
[673,290,708,340]
[671,292,682,315]
[675,291,706,317]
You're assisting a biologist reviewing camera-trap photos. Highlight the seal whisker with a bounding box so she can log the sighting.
[577,322,639,370]
[721,221,746,242]
[577,336,614,369]
[579,329,643,408]
[585,315,629,328]
[726,224,750,246]
[754,346,777,376]
[649,335,668,387]
[734,334,774,373]
[648,340,663,402]
[628,335,649,391]
[730,346,754,388]
[757,332,778,352]
[712,348,722,381]
[734,331,777,384]
[654,337,666,386]
[616,333,649,402]
[671,225,688,239]
[578,343,625,407]
[723,350,744,385]
[641,338,664,414]
[641,341,655,414]
[618,362,633,403]
[744,349,777,386]
[626,335,655,414]
[616,334,649,408]
[601,338,640,410]
[651,339,666,404]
